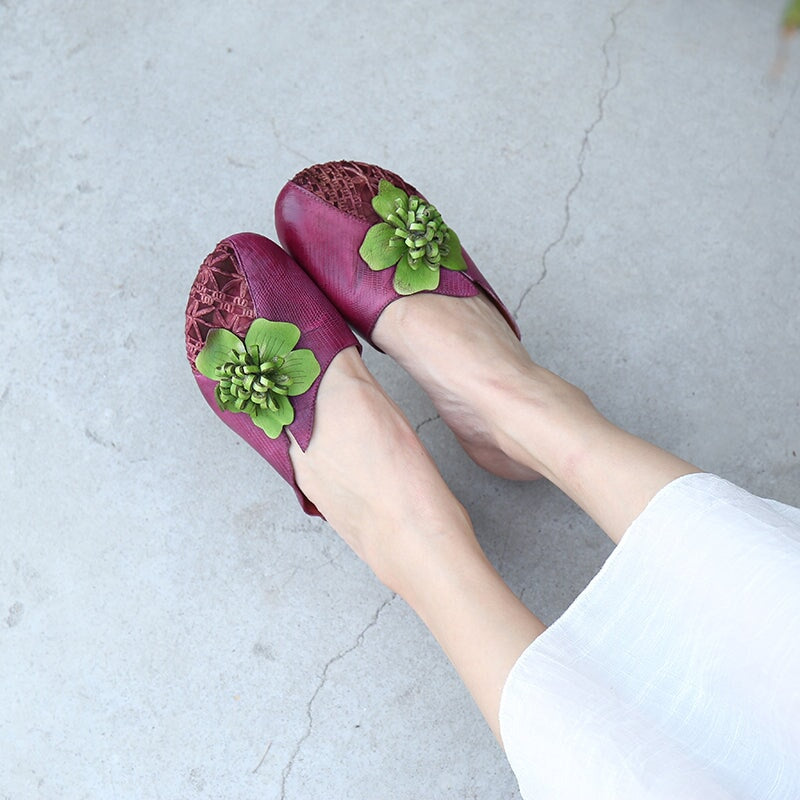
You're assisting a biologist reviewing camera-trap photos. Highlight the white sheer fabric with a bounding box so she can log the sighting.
[500,473,800,799]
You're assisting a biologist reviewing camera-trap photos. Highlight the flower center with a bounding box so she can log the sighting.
[386,195,451,271]
[215,345,293,413]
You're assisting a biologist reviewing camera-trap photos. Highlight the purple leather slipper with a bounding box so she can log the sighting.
[274,160,520,348]
[185,233,360,516]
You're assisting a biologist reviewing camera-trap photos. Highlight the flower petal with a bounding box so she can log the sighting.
[281,349,322,396]
[272,393,295,425]
[439,230,468,272]
[371,180,408,222]
[250,405,288,439]
[359,223,405,271]
[393,252,441,295]
[214,383,233,411]
[245,319,301,360]
[196,328,246,378]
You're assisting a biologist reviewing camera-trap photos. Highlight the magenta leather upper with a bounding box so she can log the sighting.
[274,163,521,346]
[186,232,360,516]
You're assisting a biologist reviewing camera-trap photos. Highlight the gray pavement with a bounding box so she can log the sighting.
[3,1,799,798]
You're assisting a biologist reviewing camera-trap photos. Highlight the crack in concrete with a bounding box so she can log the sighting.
[514,1,632,319]
[496,526,511,576]
[765,74,800,163]
[251,741,272,774]
[227,156,257,170]
[740,53,798,218]
[84,426,121,451]
[280,594,396,798]
[270,116,312,164]
[415,413,440,434]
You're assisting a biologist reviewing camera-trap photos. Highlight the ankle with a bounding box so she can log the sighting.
[383,504,486,601]
[484,365,599,480]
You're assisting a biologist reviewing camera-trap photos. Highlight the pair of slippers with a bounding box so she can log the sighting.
[185,160,520,516]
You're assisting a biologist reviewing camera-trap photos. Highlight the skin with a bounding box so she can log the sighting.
[288,291,699,743]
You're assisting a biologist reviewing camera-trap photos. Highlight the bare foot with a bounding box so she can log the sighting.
[371,292,543,480]
[288,349,545,740]
[288,347,480,593]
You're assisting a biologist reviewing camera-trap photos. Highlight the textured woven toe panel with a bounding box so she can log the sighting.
[185,243,256,366]
[291,160,421,221]
[276,160,522,342]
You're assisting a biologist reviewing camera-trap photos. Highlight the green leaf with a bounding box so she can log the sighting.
[250,395,294,438]
[439,230,468,272]
[371,180,408,221]
[359,223,405,271]
[281,349,321,396]
[393,252,441,295]
[250,406,287,439]
[245,319,301,360]
[196,328,245,378]
[785,0,800,30]
[272,393,295,425]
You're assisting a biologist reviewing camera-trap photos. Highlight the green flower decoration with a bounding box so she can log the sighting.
[195,318,320,439]
[784,0,800,32]
[359,179,468,295]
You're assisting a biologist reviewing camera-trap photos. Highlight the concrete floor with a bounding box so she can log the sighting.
[3,1,799,798]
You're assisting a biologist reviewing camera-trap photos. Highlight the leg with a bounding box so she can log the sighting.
[373,293,701,544]
[289,348,545,742]
[368,294,800,796]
